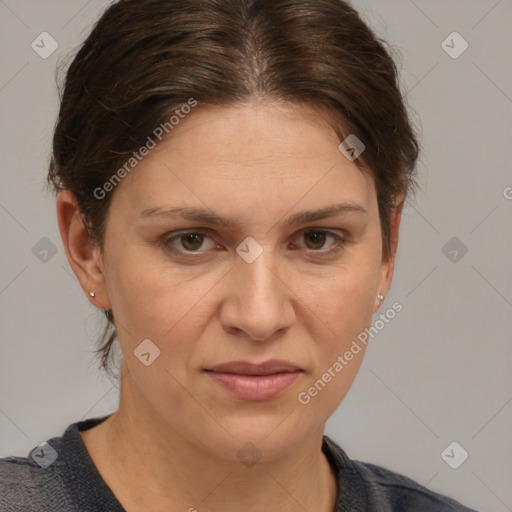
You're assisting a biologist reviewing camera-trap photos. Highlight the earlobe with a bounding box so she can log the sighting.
[56,190,111,310]
[373,292,385,313]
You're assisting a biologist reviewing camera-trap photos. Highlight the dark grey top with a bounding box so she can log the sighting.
[0,415,478,511]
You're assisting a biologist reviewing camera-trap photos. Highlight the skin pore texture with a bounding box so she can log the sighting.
[56,100,403,512]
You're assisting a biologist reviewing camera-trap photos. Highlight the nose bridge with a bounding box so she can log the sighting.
[222,237,294,340]
[239,235,283,305]
[239,242,278,301]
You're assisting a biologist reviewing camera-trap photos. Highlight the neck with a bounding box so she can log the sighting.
[81,369,338,512]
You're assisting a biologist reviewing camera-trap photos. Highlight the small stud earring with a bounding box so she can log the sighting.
[377,293,384,303]
[89,291,95,298]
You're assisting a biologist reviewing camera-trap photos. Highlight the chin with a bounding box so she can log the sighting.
[194,409,318,464]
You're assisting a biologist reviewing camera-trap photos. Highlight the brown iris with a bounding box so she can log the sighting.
[180,233,205,251]
[304,232,327,250]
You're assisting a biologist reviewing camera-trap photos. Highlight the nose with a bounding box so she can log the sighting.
[219,245,296,342]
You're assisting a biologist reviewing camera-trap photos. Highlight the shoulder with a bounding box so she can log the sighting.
[353,459,478,511]
[0,436,73,512]
[322,435,479,512]
[1,415,120,512]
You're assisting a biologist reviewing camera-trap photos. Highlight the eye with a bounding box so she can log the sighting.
[163,231,217,254]
[161,229,349,258]
[294,230,349,256]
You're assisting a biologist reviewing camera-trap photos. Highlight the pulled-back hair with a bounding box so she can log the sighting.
[46,0,420,380]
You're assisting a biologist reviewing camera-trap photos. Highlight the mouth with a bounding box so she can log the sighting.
[203,359,304,401]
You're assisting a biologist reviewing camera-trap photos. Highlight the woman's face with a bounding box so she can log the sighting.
[95,101,399,461]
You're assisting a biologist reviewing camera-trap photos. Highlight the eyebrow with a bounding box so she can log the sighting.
[138,202,367,229]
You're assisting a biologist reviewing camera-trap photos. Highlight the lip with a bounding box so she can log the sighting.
[206,359,301,375]
[203,359,303,401]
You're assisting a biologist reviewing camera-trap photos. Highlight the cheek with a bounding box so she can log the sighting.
[294,272,374,421]
[336,274,377,335]
[104,243,206,344]
[106,251,238,383]
[298,262,378,341]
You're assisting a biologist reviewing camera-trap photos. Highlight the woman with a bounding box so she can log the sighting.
[0,0,479,510]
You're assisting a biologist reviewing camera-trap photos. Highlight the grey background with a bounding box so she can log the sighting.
[0,1,510,511]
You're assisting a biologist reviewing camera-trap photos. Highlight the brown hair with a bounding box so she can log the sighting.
[46,0,420,380]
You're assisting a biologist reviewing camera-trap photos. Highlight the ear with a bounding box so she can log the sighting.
[56,190,111,310]
[373,196,404,313]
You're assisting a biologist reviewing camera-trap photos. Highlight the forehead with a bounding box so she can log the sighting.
[147,101,349,167]
[114,101,376,216]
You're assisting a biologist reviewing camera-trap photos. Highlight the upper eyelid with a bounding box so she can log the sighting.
[164,228,347,250]
[166,227,346,239]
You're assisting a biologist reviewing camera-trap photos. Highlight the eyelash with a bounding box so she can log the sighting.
[160,229,350,258]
